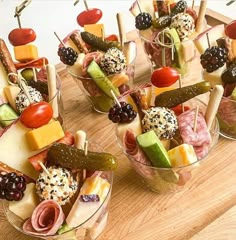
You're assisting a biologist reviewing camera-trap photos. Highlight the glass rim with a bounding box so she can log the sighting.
[3,170,114,238]
[115,88,219,171]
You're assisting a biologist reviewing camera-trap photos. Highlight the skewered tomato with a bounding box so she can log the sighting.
[77,8,102,27]
[151,67,179,87]
[20,101,53,128]
[8,28,36,46]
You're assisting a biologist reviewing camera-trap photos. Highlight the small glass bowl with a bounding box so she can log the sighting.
[217,96,236,140]
[116,87,219,193]
[2,142,114,240]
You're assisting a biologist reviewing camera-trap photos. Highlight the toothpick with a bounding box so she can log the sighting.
[83,0,89,10]
[161,31,166,66]
[178,74,185,112]
[167,4,171,15]
[14,0,32,28]
[110,90,121,108]
[136,0,142,13]
[193,106,199,132]
[84,140,88,156]
[206,32,210,48]
[17,73,33,103]
[74,0,80,6]
[32,67,37,82]
[38,161,50,175]
[54,32,65,47]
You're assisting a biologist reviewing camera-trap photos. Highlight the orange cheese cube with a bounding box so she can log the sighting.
[84,24,104,38]
[14,44,38,62]
[26,120,64,150]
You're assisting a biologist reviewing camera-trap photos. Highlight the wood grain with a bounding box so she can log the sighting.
[1,11,236,240]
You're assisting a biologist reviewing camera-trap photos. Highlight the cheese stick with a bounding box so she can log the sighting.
[195,0,208,33]
[205,85,224,130]
[46,64,59,118]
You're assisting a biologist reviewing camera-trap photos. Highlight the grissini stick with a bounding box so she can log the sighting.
[74,130,87,150]
[205,85,224,130]
[195,0,208,33]
[116,12,126,49]
[0,39,18,83]
[46,64,59,119]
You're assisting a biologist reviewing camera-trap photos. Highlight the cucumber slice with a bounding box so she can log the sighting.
[0,104,18,127]
[87,61,120,98]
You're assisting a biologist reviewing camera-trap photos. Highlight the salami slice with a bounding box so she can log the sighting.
[178,109,211,159]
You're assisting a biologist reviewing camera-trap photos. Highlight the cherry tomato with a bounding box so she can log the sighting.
[8,28,36,46]
[14,57,48,70]
[171,105,190,116]
[20,101,53,128]
[77,8,102,27]
[225,20,236,39]
[151,67,179,87]
[105,34,119,42]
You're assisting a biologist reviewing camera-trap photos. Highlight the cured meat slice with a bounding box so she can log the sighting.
[23,200,65,236]
[178,108,211,159]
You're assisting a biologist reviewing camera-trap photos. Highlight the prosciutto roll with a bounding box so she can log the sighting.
[23,200,65,236]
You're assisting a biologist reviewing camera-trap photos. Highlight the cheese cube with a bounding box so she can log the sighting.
[26,120,64,150]
[168,144,198,167]
[202,65,226,88]
[4,85,21,111]
[14,44,38,62]
[181,40,196,62]
[9,183,39,220]
[84,24,105,38]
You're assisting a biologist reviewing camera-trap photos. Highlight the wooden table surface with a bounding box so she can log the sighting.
[0,9,236,240]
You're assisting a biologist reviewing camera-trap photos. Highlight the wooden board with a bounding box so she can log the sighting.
[0,9,236,240]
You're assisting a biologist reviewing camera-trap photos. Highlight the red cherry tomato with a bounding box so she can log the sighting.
[77,8,102,27]
[105,34,119,42]
[151,67,179,87]
[171,105,190,116]
[14,57,48,70]
[225,20,236,39]
[8,28,36,46]
[20,101,53,128]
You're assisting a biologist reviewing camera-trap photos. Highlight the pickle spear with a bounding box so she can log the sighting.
[81,31,121,52]
[155,81,211,108]
[47,143,118,171]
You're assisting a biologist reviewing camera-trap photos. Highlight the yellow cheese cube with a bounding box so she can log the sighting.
[4,85,21,111]
[168,144,198,167]
[84,24,105,38]
[26,120,64,150]
[14,44,38,62]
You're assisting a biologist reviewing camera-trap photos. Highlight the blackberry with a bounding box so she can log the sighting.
[152,15,171,29]
[135,12,152,30]
[200,46,228,73]
[0,172,26,201]
[58,47,78,66]
[108,101,137,123]
[171,0,187,15]
[222,64,236,84]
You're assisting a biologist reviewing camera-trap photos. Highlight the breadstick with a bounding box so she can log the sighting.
[205,85,224,130]
[46,64,59,118]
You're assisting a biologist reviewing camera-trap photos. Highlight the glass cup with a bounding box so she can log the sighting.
[217,96,236,140]
[67,48,136,114]
[2,142,114,240]
[116,86,219,193]
[0,72,64,132]
[139,28,196,77]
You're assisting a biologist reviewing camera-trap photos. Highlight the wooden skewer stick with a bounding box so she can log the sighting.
[17,73,33,103]
[178,74,185,113]
[191,0,195,9]
[38,161,50,175]
[32,67,37,82]
[110,90,121,108]
[83,0,89,10]
[84,140,88,156]
[161,31,166,67]
[193,106,199,132]
[54,32,66,47]
[136,0,142,13]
